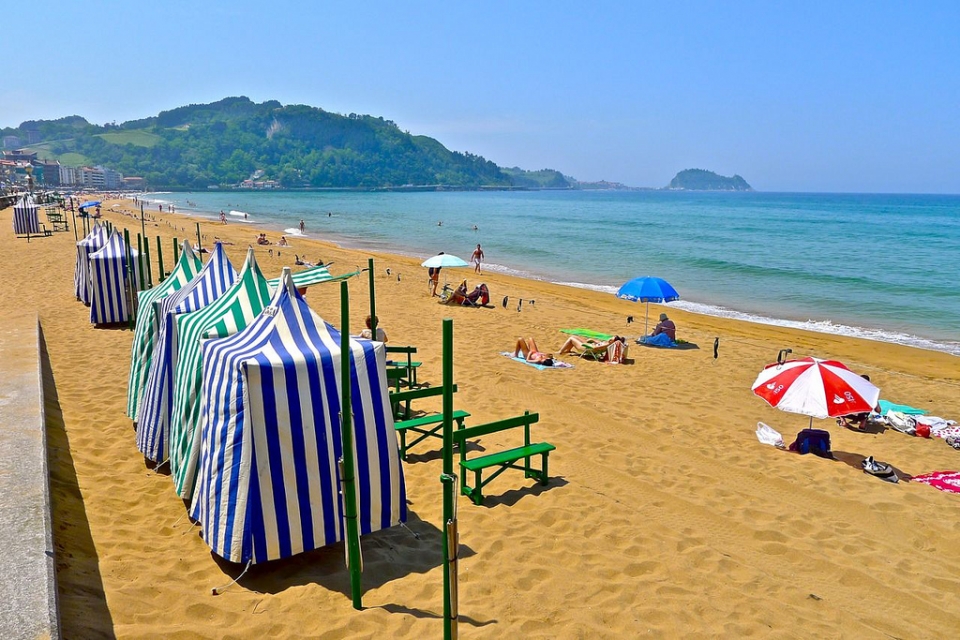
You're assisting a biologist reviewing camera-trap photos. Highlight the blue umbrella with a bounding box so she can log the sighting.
[616,276,680,335]
[79,200,101,209]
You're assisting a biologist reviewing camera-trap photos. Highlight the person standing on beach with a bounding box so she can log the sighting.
[220,210,227,224]
[472,244,484,274]
[299,219,305,233]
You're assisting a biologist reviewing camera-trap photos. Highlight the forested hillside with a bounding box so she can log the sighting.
[2,97,530,189]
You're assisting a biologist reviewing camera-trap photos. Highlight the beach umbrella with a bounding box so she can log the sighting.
[79,200,101,209]
[751,357,880,428]
[421,254,469,269]
[615,276,680,334]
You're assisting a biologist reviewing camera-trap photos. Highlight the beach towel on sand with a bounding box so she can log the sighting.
[878,400,927,416]
[561,328,614,341]
[500,352,573,370]
[638,334,676,348]
[912,471,960,495]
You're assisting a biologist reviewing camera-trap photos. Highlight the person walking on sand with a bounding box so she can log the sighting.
[472,244,484,274]
[220,210,227,224]
[299,219,305,234]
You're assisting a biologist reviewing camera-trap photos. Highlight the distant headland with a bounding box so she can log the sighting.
[665,169,752,191]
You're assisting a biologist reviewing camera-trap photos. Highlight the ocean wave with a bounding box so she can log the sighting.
[556,282,960,356]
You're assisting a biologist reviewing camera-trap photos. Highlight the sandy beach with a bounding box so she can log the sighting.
[3,197,959,638]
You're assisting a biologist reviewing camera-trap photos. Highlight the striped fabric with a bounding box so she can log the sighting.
[88,230,141,324]
[136,243,237,463]
[266,264,359,290]
[169,248,272,499]
[13,196,40,235]
[74,223,108,303]
[192,271,405,564]
[126,242,203,421]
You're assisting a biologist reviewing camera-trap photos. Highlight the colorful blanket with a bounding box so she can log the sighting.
[500,352,573,370]
[912,471,960,495]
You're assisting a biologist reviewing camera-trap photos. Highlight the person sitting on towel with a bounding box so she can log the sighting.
[512,337,554,366]
[836,375,880,431]
[651,313,676,341]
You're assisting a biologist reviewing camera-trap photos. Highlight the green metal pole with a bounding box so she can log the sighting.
[124,228,135,329]
[196,222,202,254]
[71,209,78,242]
[144,233,152,288]
[156,236,165,282]
[137,234,145,292]
[367,258,377,338]
[339,281,363,610]
[140,202,146,244]
[173,237,180,263]
[441,318,458,640]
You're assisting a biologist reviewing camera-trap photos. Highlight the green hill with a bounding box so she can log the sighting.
[500,167,570,188]
[2,97,515,190]
[666,169,752,191]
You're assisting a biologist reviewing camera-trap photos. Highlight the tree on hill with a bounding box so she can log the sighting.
[666,169,752,191]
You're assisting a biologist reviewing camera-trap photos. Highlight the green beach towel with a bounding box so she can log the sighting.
[878,400,927,416]
[560,328,614,341]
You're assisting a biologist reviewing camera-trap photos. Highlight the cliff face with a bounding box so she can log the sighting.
[667,169,752,191]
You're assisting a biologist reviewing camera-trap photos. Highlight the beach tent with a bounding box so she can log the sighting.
[126,242,203,422]
[136,243,237,463]
[74,223,108,303]
[13,195,41,236]
[191,271,405,564]
[168,248,273,500]
[88,229,141,325]
[266,263,353,290]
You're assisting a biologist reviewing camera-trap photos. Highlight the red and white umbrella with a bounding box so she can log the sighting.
[751,357,879,423]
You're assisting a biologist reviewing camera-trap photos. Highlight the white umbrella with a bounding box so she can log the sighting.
[421,254,469,268]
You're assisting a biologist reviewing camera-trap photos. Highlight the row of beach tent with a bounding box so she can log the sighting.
[72,222,407,564]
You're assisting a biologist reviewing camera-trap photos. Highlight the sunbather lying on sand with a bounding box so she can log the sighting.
[558,335,625,355]
[513,337,554,366]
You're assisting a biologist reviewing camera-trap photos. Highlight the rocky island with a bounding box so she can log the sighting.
[666,169,752,191]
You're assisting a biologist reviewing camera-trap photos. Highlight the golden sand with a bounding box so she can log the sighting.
[2,197,959,638]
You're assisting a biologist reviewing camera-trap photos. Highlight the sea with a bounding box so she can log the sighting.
[139,190,960,356]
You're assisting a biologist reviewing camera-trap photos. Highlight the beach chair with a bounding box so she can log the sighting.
[580,339,628,364]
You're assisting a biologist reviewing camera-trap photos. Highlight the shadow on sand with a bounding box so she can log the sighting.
[41,326,116,638]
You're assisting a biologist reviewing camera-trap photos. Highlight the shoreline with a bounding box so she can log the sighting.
[139,193,960,357]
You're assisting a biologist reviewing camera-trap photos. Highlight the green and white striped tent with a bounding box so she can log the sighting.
[126,241,203,421]
[266,263,362,290]
[168,248,273,499]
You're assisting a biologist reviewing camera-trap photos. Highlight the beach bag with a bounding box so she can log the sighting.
[789,428,831,457]
[887,410,917,435]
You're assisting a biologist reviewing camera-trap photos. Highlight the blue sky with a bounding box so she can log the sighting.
[5,1,959,192]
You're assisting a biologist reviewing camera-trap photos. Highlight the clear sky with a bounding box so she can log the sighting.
[5,1,959,193]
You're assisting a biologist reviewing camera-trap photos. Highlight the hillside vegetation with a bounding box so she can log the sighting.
[2,97,536,190]
[666,169,752,191]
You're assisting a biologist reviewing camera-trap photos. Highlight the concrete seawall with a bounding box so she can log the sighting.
[0,315,60,639]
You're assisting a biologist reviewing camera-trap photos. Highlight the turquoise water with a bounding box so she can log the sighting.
[143,190,960,355]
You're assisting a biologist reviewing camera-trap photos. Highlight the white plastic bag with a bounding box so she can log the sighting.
[756,422,785,448]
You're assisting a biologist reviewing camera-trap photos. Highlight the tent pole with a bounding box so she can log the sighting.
[140,202,146,244]
[644,301,650,336]
[71,209,78,242]
[196,222,202,254]
[137,234,146,292]
[441,318,458,640]
[156,236,165,282]
[339,281,363,610]
[173,238,180,263]
[144,233,152,289]
[124,228,135,329]
[367,258,377,338]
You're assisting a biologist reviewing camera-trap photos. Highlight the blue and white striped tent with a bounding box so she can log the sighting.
[192,271,405,564]
[88,229,141,325]
[13,195,41,236]
[74,223,108,303]
[136,242,237,463]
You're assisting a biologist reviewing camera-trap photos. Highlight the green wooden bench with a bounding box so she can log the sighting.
[395,410,471,460]
[452,411,555,505]
[390,384,458,421]
[385,345,423,388]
